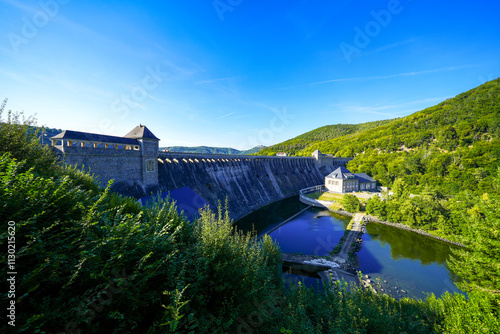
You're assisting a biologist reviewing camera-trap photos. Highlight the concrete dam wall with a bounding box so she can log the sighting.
[158,153,342,221]
[49,126,352,220]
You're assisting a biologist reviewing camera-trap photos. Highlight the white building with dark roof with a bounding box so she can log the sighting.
[325,166,377,193]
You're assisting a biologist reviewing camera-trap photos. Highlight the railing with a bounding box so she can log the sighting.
[300,185,327,195]
[299,185,331,208]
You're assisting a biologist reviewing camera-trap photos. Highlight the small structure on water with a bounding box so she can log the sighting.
[325,166,377,193]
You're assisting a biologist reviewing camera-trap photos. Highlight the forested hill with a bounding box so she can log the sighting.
[260,78,500,158]
[257,119,392,156]
[301,78,499,158]
[260,79,500,195]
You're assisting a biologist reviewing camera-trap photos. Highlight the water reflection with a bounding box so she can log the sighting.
[365,223,458,265]
[282,265,323,291]
[268,209,349,256]
[359,222,464,300]
[235,200,464,300]
[235,196,306,235]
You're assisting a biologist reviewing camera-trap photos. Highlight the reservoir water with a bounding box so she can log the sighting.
[235,197,464,300]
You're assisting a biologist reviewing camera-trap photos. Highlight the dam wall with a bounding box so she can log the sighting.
[49,125,353,220]
[158,153,344,220]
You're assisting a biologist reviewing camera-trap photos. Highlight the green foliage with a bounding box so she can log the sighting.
[1,108,283,333]
[298,79,500,158]
[2,100,499,333]
[448,169,500,294]
[341,194,361,213]
[0,100,57,173]
[257,119,392,156]
[261,79,500,196]
[433,291,500,333]
[366,195,387,218]
[267,281,441,333]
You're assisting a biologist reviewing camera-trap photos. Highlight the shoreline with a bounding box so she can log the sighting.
[300,190,467,249]
[362,214,467,248]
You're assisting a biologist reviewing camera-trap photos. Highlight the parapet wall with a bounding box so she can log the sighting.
[56,146,142,183]
[53,146,158,197]
[158,153,344,220]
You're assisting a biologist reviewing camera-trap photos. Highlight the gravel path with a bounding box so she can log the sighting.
[339,213,364,259]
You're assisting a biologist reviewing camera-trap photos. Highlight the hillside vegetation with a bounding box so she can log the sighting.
[1,98,499,333]
[263,79,499,159]
[264,79,500,193]
[257,119,392,156]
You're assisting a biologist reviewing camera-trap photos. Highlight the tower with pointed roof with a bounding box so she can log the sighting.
[124,125,160,186]
[50,125,160,194]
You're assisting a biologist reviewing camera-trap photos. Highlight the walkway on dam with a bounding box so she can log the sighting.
[159,151,315,161]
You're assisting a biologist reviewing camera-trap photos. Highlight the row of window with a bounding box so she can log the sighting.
[326,180,375,191]
[53,140,141,151]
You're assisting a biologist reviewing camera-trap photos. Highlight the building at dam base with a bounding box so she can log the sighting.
[51,126,354,220]
[325,166,377,193]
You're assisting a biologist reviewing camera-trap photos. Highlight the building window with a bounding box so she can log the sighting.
[146,159,155,172]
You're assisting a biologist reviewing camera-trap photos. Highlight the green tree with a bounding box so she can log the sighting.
[342,194,360,213]
[391,178,409,200]
[448,177,500,294]
[365,195,387,219]
[437,125,459,151]
[0,99,57,173]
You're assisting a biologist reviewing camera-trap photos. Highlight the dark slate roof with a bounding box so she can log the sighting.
[354,173,376,183]
[50,130,139,145]
[124,125,159,140]
[326,166,356,179]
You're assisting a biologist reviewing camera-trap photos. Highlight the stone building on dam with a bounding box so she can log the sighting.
[51,125,353,220]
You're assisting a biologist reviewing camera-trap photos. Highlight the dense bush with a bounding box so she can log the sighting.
[2,102,499,333]
[341,194,361,213]
[1,107,284,333]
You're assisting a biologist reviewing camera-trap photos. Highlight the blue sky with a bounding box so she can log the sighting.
[1,0,499,149]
